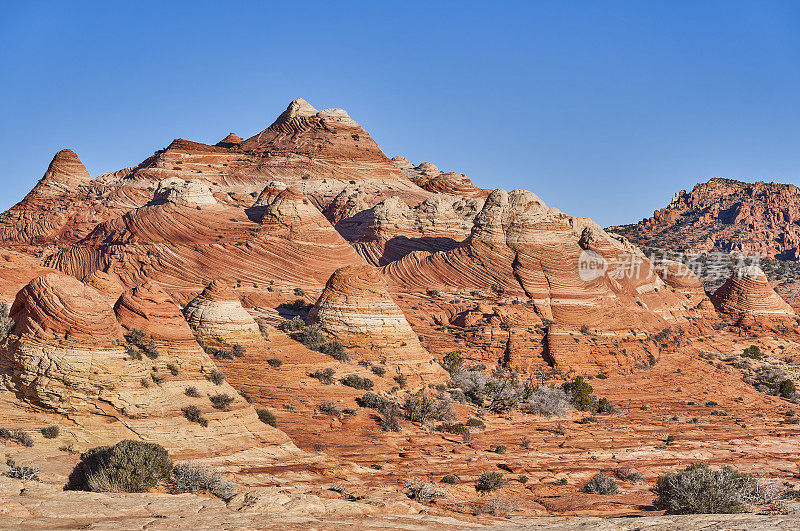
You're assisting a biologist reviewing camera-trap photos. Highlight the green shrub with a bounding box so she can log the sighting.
[310,368,335,384]
[298,325,326,350]
[563,376,598,413]
[340,374,373,390]
[0,429,34,447]
[380,403,402,432]
[466,417,485,429]
[280,316,306,332]
[166,363,179,376]
[124,328,146,346]
[41,425,59,439]
[256,408,277,427]
[434,422,469,435]
[779,379,796,399]
[494,444,507,454]
[68,440,173,493]
[267,358,283,368]
[371,365,387,377]
[582,473,619,494]
[742,345,762,359]
[654,463,758,514]
[356,392,392,412]
[206,369,226,385]
[441,474,460,484]
[294,288,306,297]
[320,340,350,361]
[182,405,208,427]
[4,459,39,481]
[442,351,464,374]
[475,471,506,492]
[185,386,200,397]
[209,393,234,411]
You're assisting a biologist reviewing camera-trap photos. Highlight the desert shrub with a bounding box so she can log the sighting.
[166,363,179,376]
[470,495,515,516]
[184,386,200,398]
[206,369,226,385]
[525,387,572,417]
[442,351,464,374]
[476,471,506,492]
[124,328,146,346]
[182,405,208,427]
[615,465,646,483]
[450,370,490,404]
[68,440,173,493]
[170,462,236,500]
[0,430,34,447]
[267,358,283,368]
[4,459,39,481]
[124,345,142,360]
[41,425,59,439]
[654,463,758,514]
[779,379,796,399]
[278,299,310,312]
[597,397,619,414]
[380,403,402,432]
[648,353,658,366]
[294,287,306,297]
[435,422,469,435]
[140,342,159,359]
[442,474,460,484]
[356,392,392,412]
[256,408,277,427]
[582,473,619,494]
[518,474,529,484]
[298,325,326,350]
[280,316,306,332]
[466,417,485,429]
[371,365,387,377]
[494,445,507,454]
[209,393,234,410]
[404,478,447,502]
[232,343,245,357]
[394,374,407,388]
[320,340,350,361]
[742,345,762,359]
[484,374,532,412]
[342,407,357,416]
[404,391,454,423]
[0,302,14,341]
[310,368,335,384]
[340,374,374,390]
[318,402,342,417]
[563,376,599,413]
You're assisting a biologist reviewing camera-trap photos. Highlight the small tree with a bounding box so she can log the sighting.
[563,376,598,413]
[779,379,796,399]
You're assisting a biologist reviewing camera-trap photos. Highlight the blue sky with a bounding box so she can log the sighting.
[2,1,799,226]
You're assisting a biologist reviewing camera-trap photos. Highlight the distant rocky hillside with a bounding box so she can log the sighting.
[611,178,800,260]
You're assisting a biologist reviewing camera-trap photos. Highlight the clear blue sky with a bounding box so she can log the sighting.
[2,1,799,226]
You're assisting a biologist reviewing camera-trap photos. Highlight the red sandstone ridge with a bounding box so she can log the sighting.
[309,265,447,384]
[29,149,93,197]
[612,177,800,260]
[115,282,197,343]
[711,265,796,321]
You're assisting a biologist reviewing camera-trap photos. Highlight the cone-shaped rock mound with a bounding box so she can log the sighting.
[309,265,446,382]
[115,282,196,342]
[82,270,125,301]
[10,272,123,342]
[183,280,260,336]
[30,149,93,197]
[215,132,242,148]
[711,265,795,319]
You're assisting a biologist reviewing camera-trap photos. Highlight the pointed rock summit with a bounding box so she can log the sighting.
[711,265,796,320]
[215,132,243,148]
[30,149,93,197]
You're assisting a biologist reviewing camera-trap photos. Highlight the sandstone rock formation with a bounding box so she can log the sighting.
[29,149,93,197]
[82,270,125,301]
[9,273,123,342]
[152,177,217,206]
[115,282,197,342]
[613,178,800,260]
[215,132,243,148]
[309,265,446,383]
[710,265,796,321]
[184,280,260,338]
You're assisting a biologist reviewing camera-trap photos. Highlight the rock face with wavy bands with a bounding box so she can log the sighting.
[29,149,93,197]
[184,280,260,338]
[309,265,446,384]
[114,282,197,342]
[711,265,796,320]
[152,177,217,206]
[9,272,123,342]
[384,188,714,330]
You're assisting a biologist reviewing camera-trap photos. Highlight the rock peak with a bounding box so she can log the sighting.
[215,132,242,148]
[31,149,93,197]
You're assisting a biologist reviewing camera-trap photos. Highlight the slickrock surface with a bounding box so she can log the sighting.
[711,265,796,320]
[115,282,197,342]
[82,269,125,301]
[184,280,260,338]
[335,194,484,266]
[613,177,800,259]
[309,265,447,383]
[10,272,123,342]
